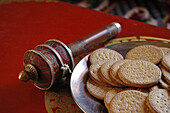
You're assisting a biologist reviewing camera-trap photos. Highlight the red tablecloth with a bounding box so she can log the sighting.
[0,1,169,113]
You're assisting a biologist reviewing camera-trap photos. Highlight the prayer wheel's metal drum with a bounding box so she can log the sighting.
[19,22,121,90]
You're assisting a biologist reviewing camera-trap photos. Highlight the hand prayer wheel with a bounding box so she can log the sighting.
[18,22,121,90]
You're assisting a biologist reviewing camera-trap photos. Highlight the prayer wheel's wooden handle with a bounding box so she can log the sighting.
[67,22,121,57]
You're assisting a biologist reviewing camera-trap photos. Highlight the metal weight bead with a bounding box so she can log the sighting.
[18,64,38,82]
[18,22,121,90]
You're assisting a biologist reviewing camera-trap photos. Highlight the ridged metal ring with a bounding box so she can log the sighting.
[46,39,74,70]
[24,50,55,90]
[36,44,66,77]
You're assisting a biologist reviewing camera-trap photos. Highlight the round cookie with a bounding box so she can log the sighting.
[89,64,111,86]
[109,90,148,113]
[162,54,170,70]
[125,45,163,64]
[104,89,123,109]
[90,48,123,65]
[99,61,124,87]
[118,60,161,87]
[149,85,160,91]
[159,79,170,90]
[160,47,170,56]
[146,89,169,113]
[86,78,113,100]
[161,66,170,84]
[109,60,131,86]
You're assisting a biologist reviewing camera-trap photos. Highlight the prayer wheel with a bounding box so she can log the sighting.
[18,22,121,90]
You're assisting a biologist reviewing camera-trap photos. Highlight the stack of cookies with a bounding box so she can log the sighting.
[86,45,170,113]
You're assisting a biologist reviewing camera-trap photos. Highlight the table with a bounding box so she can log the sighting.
[0,1,169,113]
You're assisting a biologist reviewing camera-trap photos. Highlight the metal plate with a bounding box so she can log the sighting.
[70,41,170,113]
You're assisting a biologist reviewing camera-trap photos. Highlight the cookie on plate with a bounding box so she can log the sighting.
[125,45,163,64]
[109,90,148,113]
[86,78,112,100]
[104,89,123,109]
[146,89,169,113]
[118,60,161,87]
[162,54,170,70]
[99,61,124,87]
[149,85,161,91]
[160,47,170,56]
[90,48,123,65]
[109,60,131,86]
[159,79,170,90]
[89,64,111,86]
[161,66,170,84]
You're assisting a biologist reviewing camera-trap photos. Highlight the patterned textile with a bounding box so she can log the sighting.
[60,0,170,29]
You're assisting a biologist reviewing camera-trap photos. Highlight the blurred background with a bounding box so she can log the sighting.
[60,0,170,29]
[0,0,170,29]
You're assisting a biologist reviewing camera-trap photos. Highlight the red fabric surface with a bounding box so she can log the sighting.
[0,1,169,113]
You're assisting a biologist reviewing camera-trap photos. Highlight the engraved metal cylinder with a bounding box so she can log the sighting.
[22,40,74,90]
[19,22,121,90]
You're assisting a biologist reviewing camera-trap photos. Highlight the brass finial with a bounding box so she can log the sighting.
[18,70,30,82]
[18,64,38,82]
